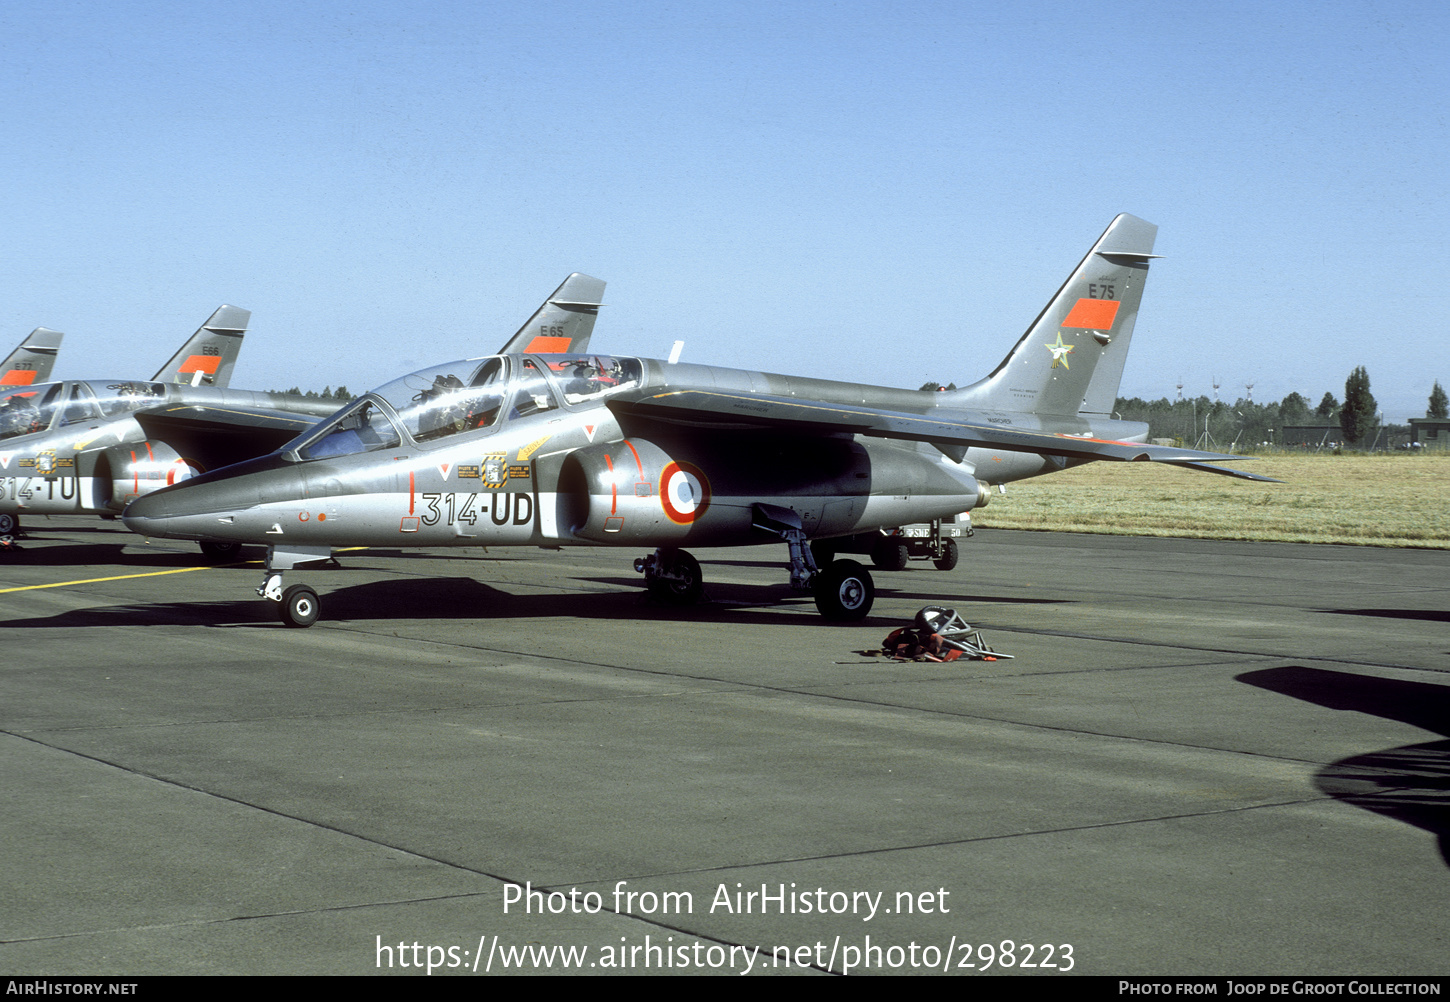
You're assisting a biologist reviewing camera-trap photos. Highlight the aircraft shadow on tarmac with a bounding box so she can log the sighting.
[3,575,914,630]
[1238,666,1450,867]
[1324,608,1450,624]
[2,543,210,568]
[582,574,1075,609]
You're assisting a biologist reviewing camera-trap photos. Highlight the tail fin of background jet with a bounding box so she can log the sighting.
[0,328,63,385]
[150,305,250,387]
[952,214,1159,416]
[497,274,606,355]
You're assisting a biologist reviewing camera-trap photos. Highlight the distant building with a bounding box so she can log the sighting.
[1408,417,1450,449]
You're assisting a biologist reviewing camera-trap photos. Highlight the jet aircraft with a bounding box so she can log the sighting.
[2,328,64,387]
[124,215,1273,627]
[0,305,340,551]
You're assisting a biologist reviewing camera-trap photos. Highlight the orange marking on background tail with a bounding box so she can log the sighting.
[524,335,572,353]
[409,470,415,514]
[178,355,222,374]
[1060,298,1120,329]
[0,371,37,385]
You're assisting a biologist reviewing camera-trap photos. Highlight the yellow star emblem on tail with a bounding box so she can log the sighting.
[1045,332,1074,369]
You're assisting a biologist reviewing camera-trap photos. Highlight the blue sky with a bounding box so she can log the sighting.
[2,1,1446,420]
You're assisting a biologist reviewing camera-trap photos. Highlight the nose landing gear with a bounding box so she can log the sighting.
[256,546,332,628]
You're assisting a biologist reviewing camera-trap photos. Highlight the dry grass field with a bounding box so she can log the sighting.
[971,452,1450,548]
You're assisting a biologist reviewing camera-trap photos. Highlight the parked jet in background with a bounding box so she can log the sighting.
[1,328,64,387]
[0,306,337,549]
[124,215,1273,626]
[1,277,610,550]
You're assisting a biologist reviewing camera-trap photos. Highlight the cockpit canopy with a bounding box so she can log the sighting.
[0,380,166,442]
[286,353,642,460]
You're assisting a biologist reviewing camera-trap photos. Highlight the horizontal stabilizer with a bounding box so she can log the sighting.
[1167,461,1282,483]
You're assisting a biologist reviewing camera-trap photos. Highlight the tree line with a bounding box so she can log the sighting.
[266,386,354,402]
[1113,369,1443,449]
[921,370,1448,450]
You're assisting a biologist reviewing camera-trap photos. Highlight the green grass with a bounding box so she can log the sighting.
[972,452,1450,547]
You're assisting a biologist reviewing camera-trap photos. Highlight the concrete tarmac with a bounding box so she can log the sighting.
[2,517,1448,976]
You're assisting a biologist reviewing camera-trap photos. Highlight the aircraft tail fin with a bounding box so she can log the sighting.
[150,305,250,387]
[952,214,1158,416]
[0,327,63,385]
[497,274,606,355]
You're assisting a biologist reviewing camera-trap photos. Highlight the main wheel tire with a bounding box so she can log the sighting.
[0,513,18,536]
[933,538,959,571]
[814,559,875,621]
[871,537,909,571]
[278,584,321,628]
[200,540,242,563]
[646,549,703,605]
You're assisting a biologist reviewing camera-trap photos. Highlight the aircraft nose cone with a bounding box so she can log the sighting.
[122,453,289,536]
[122,479,236,537]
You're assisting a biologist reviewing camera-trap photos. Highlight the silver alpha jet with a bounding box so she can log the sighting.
[124,215,1272,625]
[0,275,608,552]
[0,306,340,551]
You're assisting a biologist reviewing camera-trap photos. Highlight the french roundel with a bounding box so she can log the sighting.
[660,461,710,524]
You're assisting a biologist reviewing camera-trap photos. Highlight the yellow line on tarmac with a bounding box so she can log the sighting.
[0,565,223,594]
[0,547,372,595]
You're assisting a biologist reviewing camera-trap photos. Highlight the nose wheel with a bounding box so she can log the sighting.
[278,584,321,628]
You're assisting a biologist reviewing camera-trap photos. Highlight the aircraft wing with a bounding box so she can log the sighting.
[129,403,328,470]
[611,389,1280,482]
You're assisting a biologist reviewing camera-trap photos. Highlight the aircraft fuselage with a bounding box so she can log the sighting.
[0,380,336,517]
[123,353,1145,550]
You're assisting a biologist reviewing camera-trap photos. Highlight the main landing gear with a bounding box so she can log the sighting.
[635,547,704,604]
[0,512,21,550]
[633,505,875,621]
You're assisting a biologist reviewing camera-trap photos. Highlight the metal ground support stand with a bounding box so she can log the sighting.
[751,502,818,591]
[914,606,1013,659]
